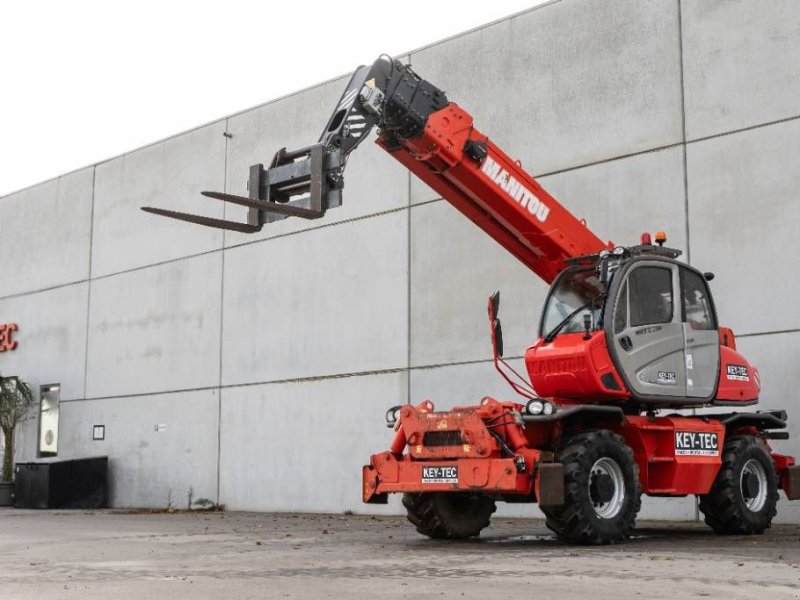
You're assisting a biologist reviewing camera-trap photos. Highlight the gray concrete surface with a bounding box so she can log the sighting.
[1,0,800,520]
[2,510,800,600]
[681,0,800,139]
[86,252,223,398]
[408,0,683,204]
[0,168,93,298]
[687,118,800,335]
[218,374,406,514]
[221,211,408,385]
[537,147,688,255]
[58,390,220,507]
[0,283,89,401]
[410,200,547,367]
[93,122,226,277]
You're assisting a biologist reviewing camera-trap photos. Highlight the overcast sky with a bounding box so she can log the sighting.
[0,0,548,197]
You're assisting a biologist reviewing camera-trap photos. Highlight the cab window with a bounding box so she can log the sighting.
[613,281,628,334]
[680,268,716,330]
[628,266,673,327]
[540,267,604,338]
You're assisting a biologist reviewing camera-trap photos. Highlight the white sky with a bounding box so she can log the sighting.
[0,0,547,197]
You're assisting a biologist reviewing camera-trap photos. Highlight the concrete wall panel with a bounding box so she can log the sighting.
[58,390,219,508]
[221,211,408,385]
[538,147,687,252]
[409,0,683,204]
[92,122,227,277]
[687,120,800,335]
[219,373,405,513]
[410,200,548,368]
[9,412,39,466]
[0,169,93,297]
[223,75,409,248]
[86,253,222,398]
[682,0,800,140]
[0,283,88,401]
[410,360,529,410]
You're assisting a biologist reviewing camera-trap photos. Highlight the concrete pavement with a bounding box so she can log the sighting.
[2,509,800,599]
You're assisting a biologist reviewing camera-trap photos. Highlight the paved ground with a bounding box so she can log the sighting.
[1,509,800,599]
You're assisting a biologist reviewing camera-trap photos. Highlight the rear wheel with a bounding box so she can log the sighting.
[699,435,778,534]
[402,492,496,539]
[542,430,641,545]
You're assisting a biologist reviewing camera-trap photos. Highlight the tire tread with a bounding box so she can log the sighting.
[698,435,778,535]
[402,492,496,539]
[543,430,641,545]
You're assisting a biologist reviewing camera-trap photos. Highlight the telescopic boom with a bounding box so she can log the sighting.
[143,56,611,284]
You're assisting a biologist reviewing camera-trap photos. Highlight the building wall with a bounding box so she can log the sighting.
[1,0,799,522]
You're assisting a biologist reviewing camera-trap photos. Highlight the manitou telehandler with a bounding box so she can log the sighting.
[144,56,799,544]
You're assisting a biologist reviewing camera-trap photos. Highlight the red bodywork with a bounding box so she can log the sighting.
[716,345,760,402]
[525,332,760,405]
[525,332,629,402]
[364,400,799,503]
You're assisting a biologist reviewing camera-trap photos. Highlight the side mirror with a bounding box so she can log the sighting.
[489,290,500,320]
[493,319,504,358]
[704,272,715,282]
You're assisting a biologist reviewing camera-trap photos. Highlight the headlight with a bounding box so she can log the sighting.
[612,246,626,255]
[385,405,402,428]
[526,400,545,415]
[526,399,556,416]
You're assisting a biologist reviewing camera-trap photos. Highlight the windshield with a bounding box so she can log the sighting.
[541,267,605,339]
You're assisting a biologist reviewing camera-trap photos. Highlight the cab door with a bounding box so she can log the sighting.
[680,267,720,398]
[610,262,687,397]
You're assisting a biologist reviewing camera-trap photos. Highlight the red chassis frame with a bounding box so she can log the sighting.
[363,399,799,505]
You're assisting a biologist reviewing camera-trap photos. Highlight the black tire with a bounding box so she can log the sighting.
[402,492,496,539]
[699,435,779,535]
[542,430,641,545]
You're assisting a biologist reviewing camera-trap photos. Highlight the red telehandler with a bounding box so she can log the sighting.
[144,56,799,544]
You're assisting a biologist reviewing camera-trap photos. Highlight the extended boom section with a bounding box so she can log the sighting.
[379,105,610,282]
[143,56,609,283]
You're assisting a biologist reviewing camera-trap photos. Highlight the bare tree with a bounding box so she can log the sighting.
[0,374,34,482]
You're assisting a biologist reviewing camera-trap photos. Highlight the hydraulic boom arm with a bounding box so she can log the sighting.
[143,56,611,284]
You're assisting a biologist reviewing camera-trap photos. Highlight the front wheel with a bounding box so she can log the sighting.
[542,430,641,545]
[699,435,778,534]
[402,492,496,539]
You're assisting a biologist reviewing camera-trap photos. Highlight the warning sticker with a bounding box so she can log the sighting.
[726,364,749,382]
[675,431,719,456]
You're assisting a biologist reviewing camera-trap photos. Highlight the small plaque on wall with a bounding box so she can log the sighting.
[92,425,105,441]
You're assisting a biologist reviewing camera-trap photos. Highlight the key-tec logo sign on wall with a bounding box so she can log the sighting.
[0,323,19,352]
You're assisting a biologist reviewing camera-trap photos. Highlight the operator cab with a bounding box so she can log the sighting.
[526,233,759,409]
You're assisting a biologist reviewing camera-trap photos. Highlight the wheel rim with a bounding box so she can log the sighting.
[740,459,768,512]
[589,457,625,519]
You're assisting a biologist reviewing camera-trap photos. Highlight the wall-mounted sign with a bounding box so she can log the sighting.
[39,384,60,457]
[0,323,18,352]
